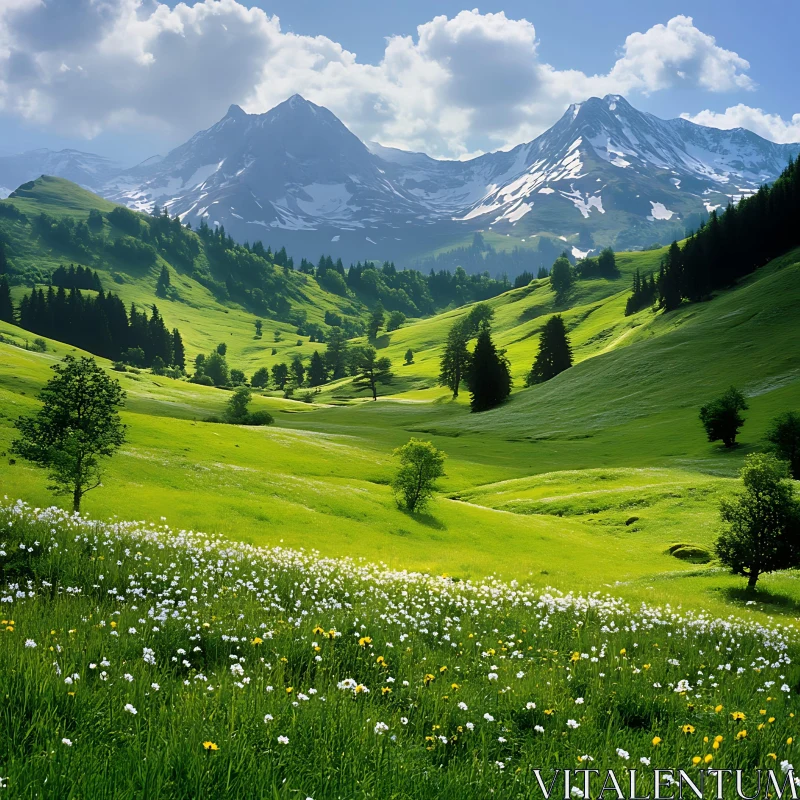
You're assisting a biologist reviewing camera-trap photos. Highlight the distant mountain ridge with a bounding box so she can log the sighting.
[2,94,797,267]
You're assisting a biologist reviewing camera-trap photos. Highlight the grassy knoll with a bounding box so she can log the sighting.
[1,501,798,798]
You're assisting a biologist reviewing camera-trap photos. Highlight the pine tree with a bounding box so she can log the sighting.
[155,265,171,298]
[527,315,573,385]
[367,302,385,340]
[324,327,349,379]
[171,328,185,369]
[438,321,470,398]
[290,354,305,387]
[0,276,14,323]
[308,350,328,386]
[466,325,512,412]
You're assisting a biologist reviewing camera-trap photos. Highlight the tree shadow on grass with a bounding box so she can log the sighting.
[398,507,447,531]
[719,585,800,618]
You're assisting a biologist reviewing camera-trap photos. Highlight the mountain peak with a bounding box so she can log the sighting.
[224,103,247,119]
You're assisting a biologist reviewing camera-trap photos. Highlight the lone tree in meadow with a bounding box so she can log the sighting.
[466,324,512,412]
[392,438,447,513]
[526,315,573,385]
[699,387,748,448]
[766,411,800,479]
[404,348,414,365]
[254,319,263,338]
[549,254,574,303]
[715,453,800,590]
[12,355,126,512]
[351,345,392,400]
[439,321,470,399]
[226,385,252,423]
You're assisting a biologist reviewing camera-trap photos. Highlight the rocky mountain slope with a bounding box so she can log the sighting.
[2,95,797,267]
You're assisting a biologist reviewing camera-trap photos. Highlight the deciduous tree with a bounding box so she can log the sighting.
[12,356,126,512]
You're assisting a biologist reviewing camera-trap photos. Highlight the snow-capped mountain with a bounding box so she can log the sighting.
[4,94,797,264]
[103,96,426,248]
[0,149,120,199]
[439,95,799,247]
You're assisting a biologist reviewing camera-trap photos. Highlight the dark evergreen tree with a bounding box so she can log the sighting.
[308,350,327,386]
[367,302,385,340]
[290,354,305,387]
[466,325,512,412]
[0,276,13,322]
[404,348,414,365]
[438,321,470,399]
[549,255,573,303]
[155,265,171,297]
[324,327,349,379]
[171,328,185,369]
[527,315,573,385]
[271,362,289,390]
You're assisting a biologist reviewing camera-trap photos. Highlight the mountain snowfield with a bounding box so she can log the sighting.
[2,94,798,264]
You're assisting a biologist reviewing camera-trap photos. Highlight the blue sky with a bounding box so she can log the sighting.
[0,0,797,164]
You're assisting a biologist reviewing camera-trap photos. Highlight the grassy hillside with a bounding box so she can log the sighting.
[2,245,799,622]
[0,177,364,373]
[1,177,799,626]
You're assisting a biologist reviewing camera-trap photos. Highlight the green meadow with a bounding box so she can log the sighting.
[3,244,800,624]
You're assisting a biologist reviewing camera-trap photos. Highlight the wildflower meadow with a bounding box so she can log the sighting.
[1,498,799,798]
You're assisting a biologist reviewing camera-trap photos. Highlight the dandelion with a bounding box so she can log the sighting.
[682,725,695,735]
[202,741,218,751]
[736,730,747,740]
[731,711,746,721]
[715,704,724,712]
[692,757,701,765]
[124,703,137,715]
[704,755,713,764]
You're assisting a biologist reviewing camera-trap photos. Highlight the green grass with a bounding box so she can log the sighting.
[2,179,800,625]
[1,501,798,798]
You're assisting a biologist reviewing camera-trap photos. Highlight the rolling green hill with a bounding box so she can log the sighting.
[1,177,799,625]
[0,176,366,374]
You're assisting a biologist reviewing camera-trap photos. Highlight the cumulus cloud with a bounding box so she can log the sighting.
[681,105,800,144]
[0,2,763,157]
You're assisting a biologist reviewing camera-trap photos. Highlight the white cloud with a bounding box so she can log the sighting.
[0,3,762,158]
[605,15,754,94]
[681,105,800,144]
